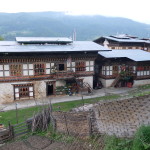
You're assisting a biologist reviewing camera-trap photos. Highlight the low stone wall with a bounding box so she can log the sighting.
[52,111,91,138]
[52,95,150,138]
[93,95,150,138]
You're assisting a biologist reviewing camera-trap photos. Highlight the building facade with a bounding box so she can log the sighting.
[94,34,150,52]
[96,50,150,87]
[0,37,108,104]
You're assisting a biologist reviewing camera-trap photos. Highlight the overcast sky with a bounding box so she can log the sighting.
[0,0,150,24]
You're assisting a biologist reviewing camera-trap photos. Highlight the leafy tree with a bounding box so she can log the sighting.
[0,36,4,41]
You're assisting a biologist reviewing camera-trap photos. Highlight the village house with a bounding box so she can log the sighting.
[96,49,150,87]
[1,36,150,104]
[0,37,109,104]
[94,34,150,52]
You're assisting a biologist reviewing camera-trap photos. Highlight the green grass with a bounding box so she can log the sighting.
[138,84,150,90]
[0,94,120,126]
[132,91,150,97]
[132,126,150,150]
[52,94,120,111]
[104,126,150,150]
[104,135,132,150]
[0,105,42,126]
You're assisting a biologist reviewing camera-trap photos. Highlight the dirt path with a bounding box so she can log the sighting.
[0,87,137,112]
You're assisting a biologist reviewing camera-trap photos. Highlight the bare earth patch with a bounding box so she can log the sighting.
[0,135,92,150]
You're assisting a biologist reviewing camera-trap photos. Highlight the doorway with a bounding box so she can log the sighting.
[46,82,55,96]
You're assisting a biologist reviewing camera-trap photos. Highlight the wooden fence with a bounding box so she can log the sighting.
[12,121,30,137]
[0,123,14,144]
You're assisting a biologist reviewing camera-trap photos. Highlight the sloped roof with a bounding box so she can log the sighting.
[0,41,109,53]
[16,37,73,44]
[99,49,150,61]
[102,36,149,43]
[0,41,18,46]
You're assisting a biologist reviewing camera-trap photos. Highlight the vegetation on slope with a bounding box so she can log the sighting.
[0,11,150,40]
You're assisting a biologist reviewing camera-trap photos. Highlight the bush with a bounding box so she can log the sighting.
[132,126,150,150]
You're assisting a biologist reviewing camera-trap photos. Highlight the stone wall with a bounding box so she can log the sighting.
[0,82,14,104]
[0,80,54,104]
[52,111,91,138]
[51,95,150,138]
[93,95,150,138]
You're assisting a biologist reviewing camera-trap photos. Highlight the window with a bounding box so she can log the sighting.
[0,64,10,77]
[75,62,86,72]
[10,64,22,76]
[58,64,65,71]
[46,63,51,74]
[67,62,75,72]
[137,66,150,76]
[14,84,34,100]
[86,61,94,71]
[102,66,113,76]
[34,64,45,75]
[23,64,34,76]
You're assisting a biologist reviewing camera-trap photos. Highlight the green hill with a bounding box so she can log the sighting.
[0,11,150,40]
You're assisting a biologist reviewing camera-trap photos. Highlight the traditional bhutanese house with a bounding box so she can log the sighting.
[94,34,150,52]
[0,37,109,104]
[96,49,150,87]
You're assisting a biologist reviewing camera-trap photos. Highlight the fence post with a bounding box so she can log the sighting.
[15,103,18,124]
[64,113,69,135]
[8,121,14,140]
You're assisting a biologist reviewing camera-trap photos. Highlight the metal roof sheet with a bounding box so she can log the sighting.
[0,41,109,53]
[103,36,150,43]
[0,41,18,46]
[99,49,150,61]
[16,37,73,44]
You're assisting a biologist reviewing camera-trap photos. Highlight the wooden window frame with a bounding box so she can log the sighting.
[75,61,86,72]
[10,64,22,76]
[23,64,34,76]
[137,66,150,77]
[0,64,10,77]
[14,84,34,100]
[34,63,45,75]
[102,65,113,76]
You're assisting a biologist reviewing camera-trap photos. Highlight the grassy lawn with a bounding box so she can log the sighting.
[0,94,120,126]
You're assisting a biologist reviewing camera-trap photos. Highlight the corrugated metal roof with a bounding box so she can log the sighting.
[16,37,73,44]
[99,49,150,61]
[0,41,109,53]
[0,41,18,46]
[103,36,150,43]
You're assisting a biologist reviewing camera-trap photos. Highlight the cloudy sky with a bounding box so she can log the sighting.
[0,0,150,24]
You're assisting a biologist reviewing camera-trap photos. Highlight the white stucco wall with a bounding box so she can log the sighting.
[99,78,114,87]
[56,80,66,87]
[133,79,150,87]
[82,76,93,88]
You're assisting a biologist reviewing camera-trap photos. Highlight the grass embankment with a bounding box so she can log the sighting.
[104,126,150,150]
[0,94,120,126]
[1,84,150,126]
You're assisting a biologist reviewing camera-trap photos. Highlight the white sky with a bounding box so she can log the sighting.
[0,0,150,24]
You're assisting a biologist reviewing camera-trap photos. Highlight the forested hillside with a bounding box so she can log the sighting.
[0,11,150,40]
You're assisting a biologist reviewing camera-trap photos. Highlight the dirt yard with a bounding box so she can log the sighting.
[0,135,93,150]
